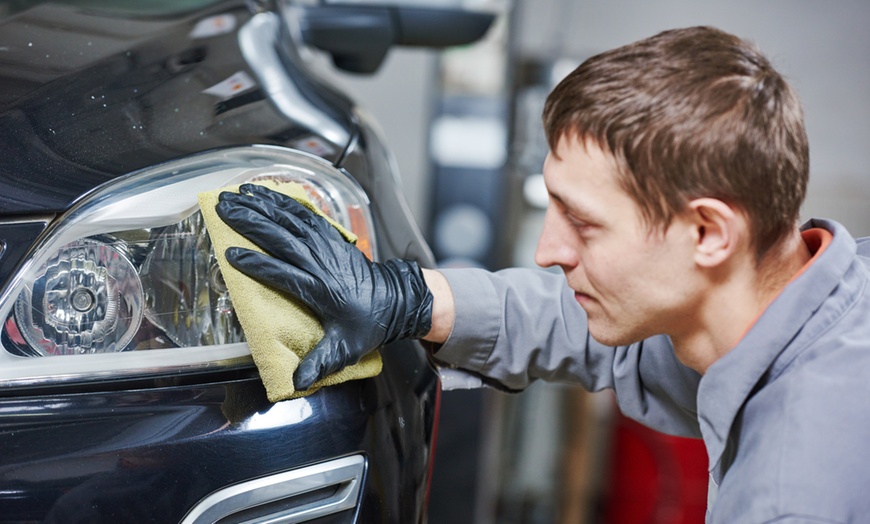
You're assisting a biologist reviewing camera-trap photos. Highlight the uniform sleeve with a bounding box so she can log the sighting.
[433,266,703,438]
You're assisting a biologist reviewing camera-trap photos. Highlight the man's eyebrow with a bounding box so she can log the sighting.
[549,190,599,221]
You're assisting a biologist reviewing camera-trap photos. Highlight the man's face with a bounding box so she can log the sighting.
[535,136,699,346]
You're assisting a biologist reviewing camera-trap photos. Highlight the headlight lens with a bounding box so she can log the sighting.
[14,237,144,356]
[0,145,375,387]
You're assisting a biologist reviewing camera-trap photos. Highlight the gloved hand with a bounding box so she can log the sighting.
[215,184,433,391]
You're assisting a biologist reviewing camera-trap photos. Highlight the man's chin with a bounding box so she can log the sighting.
[587,323,641,347]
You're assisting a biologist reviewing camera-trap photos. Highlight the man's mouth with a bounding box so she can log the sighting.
[574,291,593,305]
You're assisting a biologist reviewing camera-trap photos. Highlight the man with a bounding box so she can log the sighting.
[216,26,870,522]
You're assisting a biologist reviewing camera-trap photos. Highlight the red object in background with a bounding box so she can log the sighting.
[600,413,708,524]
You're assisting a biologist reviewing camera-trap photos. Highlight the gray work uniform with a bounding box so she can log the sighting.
[433,219,870,523]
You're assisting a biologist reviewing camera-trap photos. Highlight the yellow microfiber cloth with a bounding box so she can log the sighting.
[198,180,382,403]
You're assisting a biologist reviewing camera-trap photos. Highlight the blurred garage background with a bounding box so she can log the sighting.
[314,1,870,522]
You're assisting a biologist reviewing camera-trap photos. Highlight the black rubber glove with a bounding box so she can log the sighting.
[215,184,433,391]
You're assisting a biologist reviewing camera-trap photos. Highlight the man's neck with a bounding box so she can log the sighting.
[672,230,812,374]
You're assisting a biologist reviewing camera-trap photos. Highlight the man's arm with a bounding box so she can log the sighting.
[429,266,703,438]
[421,268,455,344]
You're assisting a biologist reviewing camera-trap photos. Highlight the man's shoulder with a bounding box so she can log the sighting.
[719,360,870,521]
[758,348,870,482]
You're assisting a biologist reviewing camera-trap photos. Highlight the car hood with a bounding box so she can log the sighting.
[0,1,356,215]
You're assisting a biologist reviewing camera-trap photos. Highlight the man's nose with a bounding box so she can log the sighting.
[535,206,565,269]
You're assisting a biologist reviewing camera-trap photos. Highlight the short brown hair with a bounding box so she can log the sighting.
[543,26,808,260]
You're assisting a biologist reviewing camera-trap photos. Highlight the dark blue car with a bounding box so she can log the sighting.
[0,1,493,521]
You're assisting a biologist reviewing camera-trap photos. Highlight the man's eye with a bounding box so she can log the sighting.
[552,200,594,231]
[567,214,590,230]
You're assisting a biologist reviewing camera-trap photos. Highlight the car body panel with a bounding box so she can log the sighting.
[0,1,354,215]
[0,341,437,522]
[0,220,50,288]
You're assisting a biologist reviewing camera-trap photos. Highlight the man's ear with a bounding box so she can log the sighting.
[686,198,744,268]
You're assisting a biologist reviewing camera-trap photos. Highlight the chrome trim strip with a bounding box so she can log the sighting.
[238,12,350,148]
[0,215,54,226]
[0,345,253,389]
[180,454,366,524]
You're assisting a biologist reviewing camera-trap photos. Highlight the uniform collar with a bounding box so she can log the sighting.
[696,219,858,472]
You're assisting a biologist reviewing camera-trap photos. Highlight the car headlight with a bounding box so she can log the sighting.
[0,145,376,388]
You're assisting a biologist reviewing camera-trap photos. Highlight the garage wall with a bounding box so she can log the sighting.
[314,49,440,234]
